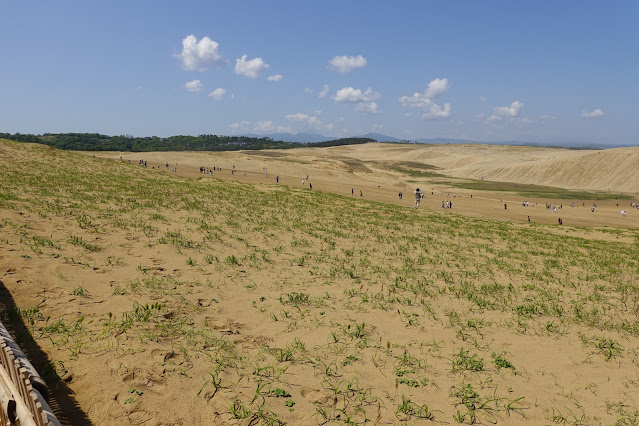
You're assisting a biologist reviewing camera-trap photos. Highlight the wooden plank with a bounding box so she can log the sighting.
[0,320,61,425]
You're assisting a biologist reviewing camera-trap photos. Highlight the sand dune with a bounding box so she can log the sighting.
[2,140,639,425]
[313,143,639,193]
[94,142,638,229]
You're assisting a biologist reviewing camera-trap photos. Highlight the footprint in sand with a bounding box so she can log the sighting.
[235,335,272,349]
[123,372,136,383]
[151,349,166,364]
[150,266,165,276]
[151,348,180,365]
[301,386,337,406]
[87,401,106,419]
[211,321,241,335]
[128,411,154,424]
[300,386,321,400]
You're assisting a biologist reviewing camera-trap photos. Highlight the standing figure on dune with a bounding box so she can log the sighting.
[414,188,423,208]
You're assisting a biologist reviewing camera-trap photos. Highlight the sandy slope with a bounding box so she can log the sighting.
[92,142,639,193]
[1,140,639,425]
[93,143,639,229]
[304,143,639,193]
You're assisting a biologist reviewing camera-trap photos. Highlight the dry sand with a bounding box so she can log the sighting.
[96,143,639,230]
[1,140,639,425]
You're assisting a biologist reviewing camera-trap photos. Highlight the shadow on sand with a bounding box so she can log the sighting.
[0,280,92,425]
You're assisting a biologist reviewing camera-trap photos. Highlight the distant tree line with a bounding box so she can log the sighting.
[0,132,375,152]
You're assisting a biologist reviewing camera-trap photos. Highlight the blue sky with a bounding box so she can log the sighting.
[1,1,637,145]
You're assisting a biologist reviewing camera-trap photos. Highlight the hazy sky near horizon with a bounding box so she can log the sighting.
[1,1,637,145]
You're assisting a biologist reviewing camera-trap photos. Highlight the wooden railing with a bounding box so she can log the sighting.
[0,320,60,426]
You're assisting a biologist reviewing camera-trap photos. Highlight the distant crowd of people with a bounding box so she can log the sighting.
[132,159,176,171]
[123,156,636,225]
[200,165,225,175]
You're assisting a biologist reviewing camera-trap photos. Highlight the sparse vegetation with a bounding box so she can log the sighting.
[0,138,638,424]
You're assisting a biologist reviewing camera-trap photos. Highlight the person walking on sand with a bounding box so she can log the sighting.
[414,188,423,208]
[276,174,279,183]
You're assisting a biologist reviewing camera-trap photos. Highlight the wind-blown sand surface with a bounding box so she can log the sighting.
[97,142,639,229]
[306,143,639,192]
[1,139,639,425]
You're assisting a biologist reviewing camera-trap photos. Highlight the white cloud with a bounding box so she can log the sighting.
[399,92,432,109]
[229,121,250,132]
[333,87,380,103]
[253,120,292,133]
[582,108,604,118]
[372,123,384,131]
[234,54,270,79]
[479,96,487,102]
[424,78,449,98]
[420,102,451,119]
[177,35,225,71]
[230,120,292,133]
[285,113,320,125]
[304,88,313,95]
[354,102,378,114]
[399,93,451,119]
[398,78,452,120]
[285,112,335,131]
[493,101,524,117]
[328,55,367,73]
[267,74,283,82]
[208,88,226,101]
[333,87,380,115]
[318,84,330,98]
[185,80,203,92]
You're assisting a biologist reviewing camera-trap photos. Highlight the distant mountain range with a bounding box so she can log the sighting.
[240,132,633,149]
